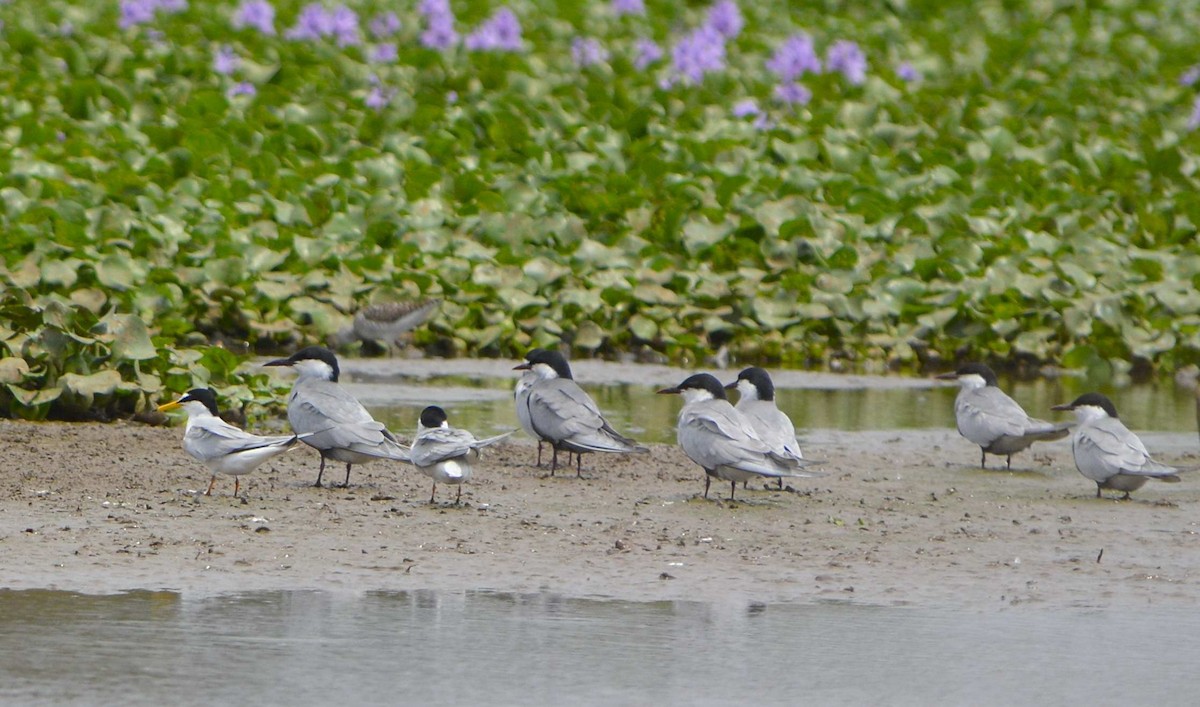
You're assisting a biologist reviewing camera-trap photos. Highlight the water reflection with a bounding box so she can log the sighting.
[2,589,1198,706]
[354,371,1199,445]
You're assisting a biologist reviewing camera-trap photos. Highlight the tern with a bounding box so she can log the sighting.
[513,348,648,476]
[1052,392,1183,499]
[410,405,513,504]
[937,363,1071,469]
[725,367,803,489]
[329,299,440,353]
[264,346,411,487]
[157,388,301,497]
[514,369,546,466]
[657,373,823,500]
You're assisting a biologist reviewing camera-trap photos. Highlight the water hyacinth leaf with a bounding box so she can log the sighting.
[0,357,31,384]
[99,313,158,362]
[628,314,658,341]
[59,369,123,398]
[95,254,138,291]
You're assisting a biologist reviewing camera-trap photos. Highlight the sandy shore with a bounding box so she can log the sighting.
[4,415,1199,610]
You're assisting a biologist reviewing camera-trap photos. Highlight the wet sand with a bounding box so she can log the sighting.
[4,416,1199,609]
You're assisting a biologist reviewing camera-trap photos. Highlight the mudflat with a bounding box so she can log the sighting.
[4,417,1198,609]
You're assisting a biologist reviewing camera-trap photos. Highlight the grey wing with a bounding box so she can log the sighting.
[955,387,1028,444]
[527,380,639,450]
[1085,418,1176,476]
[411,428,475,466]
[739,401,803,459]
[183,418,294,463]
[290,382,409,460]
[679,404,792,477]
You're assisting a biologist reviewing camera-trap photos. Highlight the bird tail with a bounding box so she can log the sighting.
[1025,419,1073,441]
[471,430,517,449]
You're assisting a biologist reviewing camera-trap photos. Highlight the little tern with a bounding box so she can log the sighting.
[264,346,411,488]
[1052,392,1182,499]
[157,388,301,497]
[513,348,648,476]
[410,405,513,504]
[725,367,803,489]
[937,363,1071,469]
[657,373,823,500]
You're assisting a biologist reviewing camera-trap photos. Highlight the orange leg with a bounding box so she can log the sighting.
[205,476,218,496]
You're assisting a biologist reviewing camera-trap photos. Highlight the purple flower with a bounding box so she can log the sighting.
[611,0,645,17]
[1189,96,1200,130]
[119,0,158,28]
[419,0,458,50]
[370,43,398,63]
[121,0,187,26]
[465,7,522,52]
[704,0,742,39]
[774,82,811,106]
[329,6,360,47]
[731,99,759,118]
[826,40,867,85]
[226,81,257,98]
[766,34,820,82]
[1181,64,1200,87]
[233,0,275,35]
[447,90,458,104]
[365,78,391,110]
[633,38,663,70]
[286,3,333,40]
[571,37,609,68]
[369,12,401,39]
[670,25,726,84]
[213,45,240,75]
[896,61,920,83]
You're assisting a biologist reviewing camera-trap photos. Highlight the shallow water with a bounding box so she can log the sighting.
[1,589,1197,706]
[346,369,1199,445]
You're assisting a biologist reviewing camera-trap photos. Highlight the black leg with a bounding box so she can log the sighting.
[430,483,437,504]
[1096,484,1102,499]
[576,452,582,478]
[341,463,352,488]
[550,446,558,476]
[455,484,462,505]
[536,441,543,468]
[704,475,711,499]
[314,457,326,487]
[1005,455,1012,470]
[777,477,783,490]
[729,480,737,501]
[980,449,986,469]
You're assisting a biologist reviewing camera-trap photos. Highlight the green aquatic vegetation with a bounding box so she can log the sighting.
[2,0,1200,419]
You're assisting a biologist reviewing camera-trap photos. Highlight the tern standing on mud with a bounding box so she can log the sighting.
[938,363,1071,469]
[265,346,411,487]
[658,373,823,501]
[410,405,513,504]
[513,349,648,476]
[1053,392,1183,499]
[726,367,803,489]
[158,388,301,497]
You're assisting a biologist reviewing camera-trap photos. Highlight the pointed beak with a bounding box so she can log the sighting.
[1051,403,1073,411]
[263,357,292,368]
[723,381,737,390]
[513,362,532,371]
[656,386,681,395]
[935,372,959,381]
[156,400,182,412]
